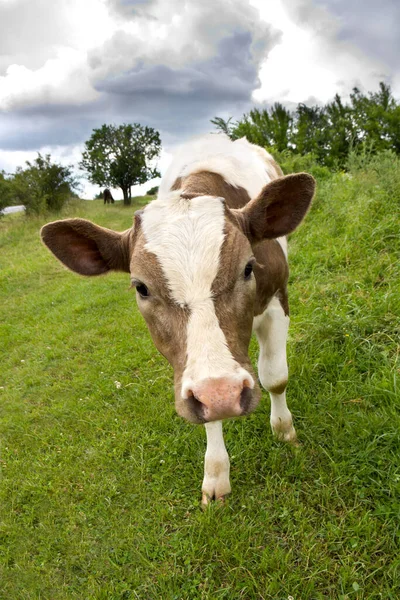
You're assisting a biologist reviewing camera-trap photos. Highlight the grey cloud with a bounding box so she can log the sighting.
[282,0,397,76]
[107,0,157,18]
[0,29,264,152]
[2,0,398,168]
[97,32,257,99]
[313,0,400,71]
[0,0,278,156]
[0,0,71,74]
[89,0,277,76]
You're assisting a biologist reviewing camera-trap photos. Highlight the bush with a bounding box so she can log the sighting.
[347,148,400,202]
[269,149,332,181]
[0,172,14,215]
[146,185,159,196]
[10,154,78,215]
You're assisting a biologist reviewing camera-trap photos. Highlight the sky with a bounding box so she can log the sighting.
[0,0,399,198]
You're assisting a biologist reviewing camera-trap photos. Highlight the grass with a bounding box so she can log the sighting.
[0,162,399,599]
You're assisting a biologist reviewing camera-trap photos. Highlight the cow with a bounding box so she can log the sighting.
[41,134,315,505]
[103,188,114,204]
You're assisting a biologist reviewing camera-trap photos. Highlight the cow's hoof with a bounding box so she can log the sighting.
[201,492,228,508]
[271,418,299,446]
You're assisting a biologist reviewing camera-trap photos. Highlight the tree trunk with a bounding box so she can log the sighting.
[122,186,131,206]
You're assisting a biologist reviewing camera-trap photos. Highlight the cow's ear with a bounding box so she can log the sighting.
[238,173,315,243]
[41,218,132,275]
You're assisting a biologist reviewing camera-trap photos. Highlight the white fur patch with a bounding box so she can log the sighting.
[141,192,254,396]
[158,133,274,201]
[202,421,231,502]
[158,134,288,261]
[142,193,226,306]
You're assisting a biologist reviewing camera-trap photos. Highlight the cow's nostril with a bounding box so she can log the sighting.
[240,386,253,413]
[187,392,206,422]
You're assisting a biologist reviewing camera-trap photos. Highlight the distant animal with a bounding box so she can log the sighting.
[41,135,315,505]
[103,188,114,204]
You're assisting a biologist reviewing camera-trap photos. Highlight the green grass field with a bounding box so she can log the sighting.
[1,161,399,599]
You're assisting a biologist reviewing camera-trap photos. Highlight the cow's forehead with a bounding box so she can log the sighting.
[141,194,226,307]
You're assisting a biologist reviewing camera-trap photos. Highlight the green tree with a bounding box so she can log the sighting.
[212,81,400,170]
[350,83,400,154]
[230,104,293,151]
[0,171,14,215]
[80,123,161,206]
[9,154,77,215]
[294,104,327,163]
[210,117,236,138]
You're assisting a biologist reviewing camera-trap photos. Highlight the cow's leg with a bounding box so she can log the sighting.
[253,295,297,443]
[202,421,231,505]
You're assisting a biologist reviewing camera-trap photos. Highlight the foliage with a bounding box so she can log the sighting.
[3,154,78,215]
[146,185,159,196]
[270,149,332,180]
[0,171,15,215]
[213,81,400,169]
[80,123,161,206]
[1,154,399,597]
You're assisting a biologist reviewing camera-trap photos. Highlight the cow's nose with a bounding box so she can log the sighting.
[186,377,253,422]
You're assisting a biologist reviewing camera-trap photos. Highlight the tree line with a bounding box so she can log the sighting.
[0,123,161,215]
[212,82,400,169]
[2,82,399,216]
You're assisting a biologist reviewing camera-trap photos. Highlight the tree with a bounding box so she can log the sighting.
[210,117,237,139]
[293,104,327,163]
[10,154,77,215]
[0,171,14,215]
[212,81,400,169]
[80,123,161,206]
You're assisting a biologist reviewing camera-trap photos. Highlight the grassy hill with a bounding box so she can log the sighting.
[0,159,399,599]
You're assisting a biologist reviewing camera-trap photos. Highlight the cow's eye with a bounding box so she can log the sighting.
[135,282,149,298]
[244,262,254,280]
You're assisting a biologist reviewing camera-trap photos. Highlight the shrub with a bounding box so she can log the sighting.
[0,172,14,215]
[269,149,332,181]
[10,154,78,215]
[146,185,159,196]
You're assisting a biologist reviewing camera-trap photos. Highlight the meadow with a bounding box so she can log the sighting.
[0,155,399,599]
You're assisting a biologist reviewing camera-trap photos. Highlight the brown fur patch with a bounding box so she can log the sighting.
[171,177,183,191]
[224,208,289,316]
[129,227,189,375]
[177,171,251,209]
[253,240,289,316]
[268,380,288,395]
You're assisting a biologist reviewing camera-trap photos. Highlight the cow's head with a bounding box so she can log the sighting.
[41,173,315,424]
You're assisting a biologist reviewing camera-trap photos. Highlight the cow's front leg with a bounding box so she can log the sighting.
[202,421,231,505]
[253,296,297,444]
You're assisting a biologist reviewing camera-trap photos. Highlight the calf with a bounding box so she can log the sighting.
[41,135,315,505]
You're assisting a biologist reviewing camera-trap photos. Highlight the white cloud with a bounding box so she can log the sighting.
[88,0,273,80]
[0,49,98,110]
[0,0,114,110]
[250,0,389,105]
[0,0,399,202]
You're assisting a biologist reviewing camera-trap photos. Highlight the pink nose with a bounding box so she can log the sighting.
[188,377,253,422]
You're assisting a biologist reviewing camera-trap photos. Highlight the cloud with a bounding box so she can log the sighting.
[0,0,399,197]
[90,0,276,76]
[313,0,400,71]
[0,0,278,152]
[251,0,390,105]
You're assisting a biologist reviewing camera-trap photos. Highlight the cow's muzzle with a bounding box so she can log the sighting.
[183,376,255,422]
